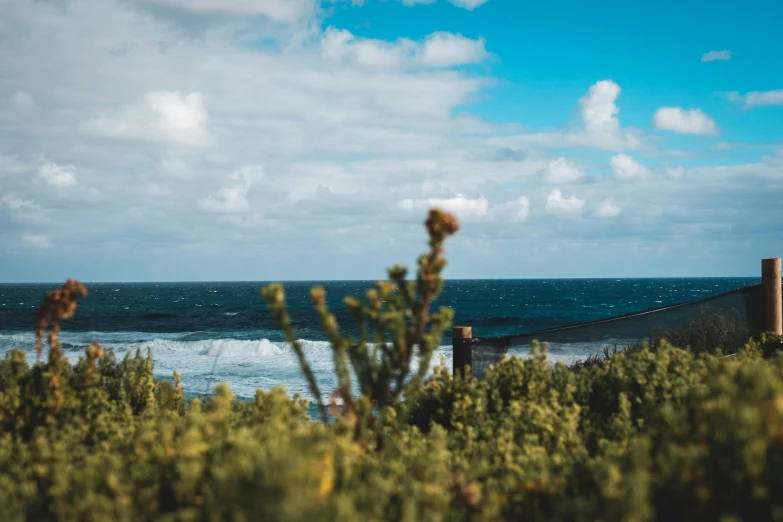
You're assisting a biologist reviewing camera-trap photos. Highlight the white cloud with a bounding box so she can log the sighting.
[1,195,51,225]
[11,91,37,111]
[545,189,585,216]
[571,80,641,150]
[321,28,489,69]
[448,0,489,8]
[37,160,76,188]
[417,32,489,67]
[723,89,783,108]
[22,235,53,249]
[399,194,530,223]
[145,0,317,21]
[83,91,211,147]
[701,50,732,62]
[543,157,584,183]
[479,80,642,152]
[652,107,718,135]
[198,185,252,214]
[609,153,650,180]
[321,28,408,69]
[594,198,620,218]
[398,0,488,8]
[490,197,530,222]
[198,166,263,214]
[399,193,489,219]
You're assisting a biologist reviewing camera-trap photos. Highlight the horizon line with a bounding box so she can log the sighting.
[0,275,763,285]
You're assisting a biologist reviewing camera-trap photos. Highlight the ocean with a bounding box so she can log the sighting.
[0,278,758,405]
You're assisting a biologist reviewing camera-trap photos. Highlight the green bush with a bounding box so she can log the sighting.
[3,210,783,521]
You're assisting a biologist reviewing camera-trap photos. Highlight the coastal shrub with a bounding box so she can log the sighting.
[4,210,783,520]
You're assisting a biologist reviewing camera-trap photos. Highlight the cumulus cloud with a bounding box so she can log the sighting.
[701,50,732,62]
[478,80,642,153]
[198,166,263,214]
[417,32,489,67]
[22,235,53,249]
[575,80,640,150]
[321,28,489,69]
[545,189,585,216]
[652,107,718,135]
[37,160,76,188]
[543,157,584,184]
[83,91,211,148]
[609,153,650,180]
[723,89,783,109]
[399,194,531,223]
[399,194,489,219]
[594,198,620,218]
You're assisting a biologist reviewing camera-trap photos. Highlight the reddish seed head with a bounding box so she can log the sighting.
[425,209,460,240]
[35,279,88,360]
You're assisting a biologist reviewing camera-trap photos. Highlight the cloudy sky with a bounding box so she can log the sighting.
[0,0,781,282]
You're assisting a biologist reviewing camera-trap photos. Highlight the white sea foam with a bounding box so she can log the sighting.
[0,330,456,401]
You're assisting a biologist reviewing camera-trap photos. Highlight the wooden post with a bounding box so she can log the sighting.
[762,258,783,335]
[452,326,472,377]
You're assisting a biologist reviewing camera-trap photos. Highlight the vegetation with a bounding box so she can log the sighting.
[1,209,783,521]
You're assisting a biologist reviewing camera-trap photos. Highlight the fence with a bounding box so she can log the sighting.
[452,258,783,378]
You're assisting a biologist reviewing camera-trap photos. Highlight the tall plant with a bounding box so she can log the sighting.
[261,209,460,424]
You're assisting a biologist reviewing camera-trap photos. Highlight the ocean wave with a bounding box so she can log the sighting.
[153,338,286,358]
[0,331,332,360]
[0,330,189,350]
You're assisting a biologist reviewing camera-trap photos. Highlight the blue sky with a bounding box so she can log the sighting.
[0,0,781,282]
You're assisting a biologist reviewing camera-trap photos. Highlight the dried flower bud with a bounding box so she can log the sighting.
[35,279,88,360]
[425,208,460,241]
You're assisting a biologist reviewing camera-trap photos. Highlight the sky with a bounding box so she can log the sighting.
[0,0,781,282]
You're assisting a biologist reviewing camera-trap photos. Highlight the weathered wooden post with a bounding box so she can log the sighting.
[762,258,783,335]
[452,326,472,377]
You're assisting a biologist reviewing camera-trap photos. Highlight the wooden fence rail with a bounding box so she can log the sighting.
[452,257,783,376]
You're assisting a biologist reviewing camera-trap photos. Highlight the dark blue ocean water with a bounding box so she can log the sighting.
[0,278,758,402]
